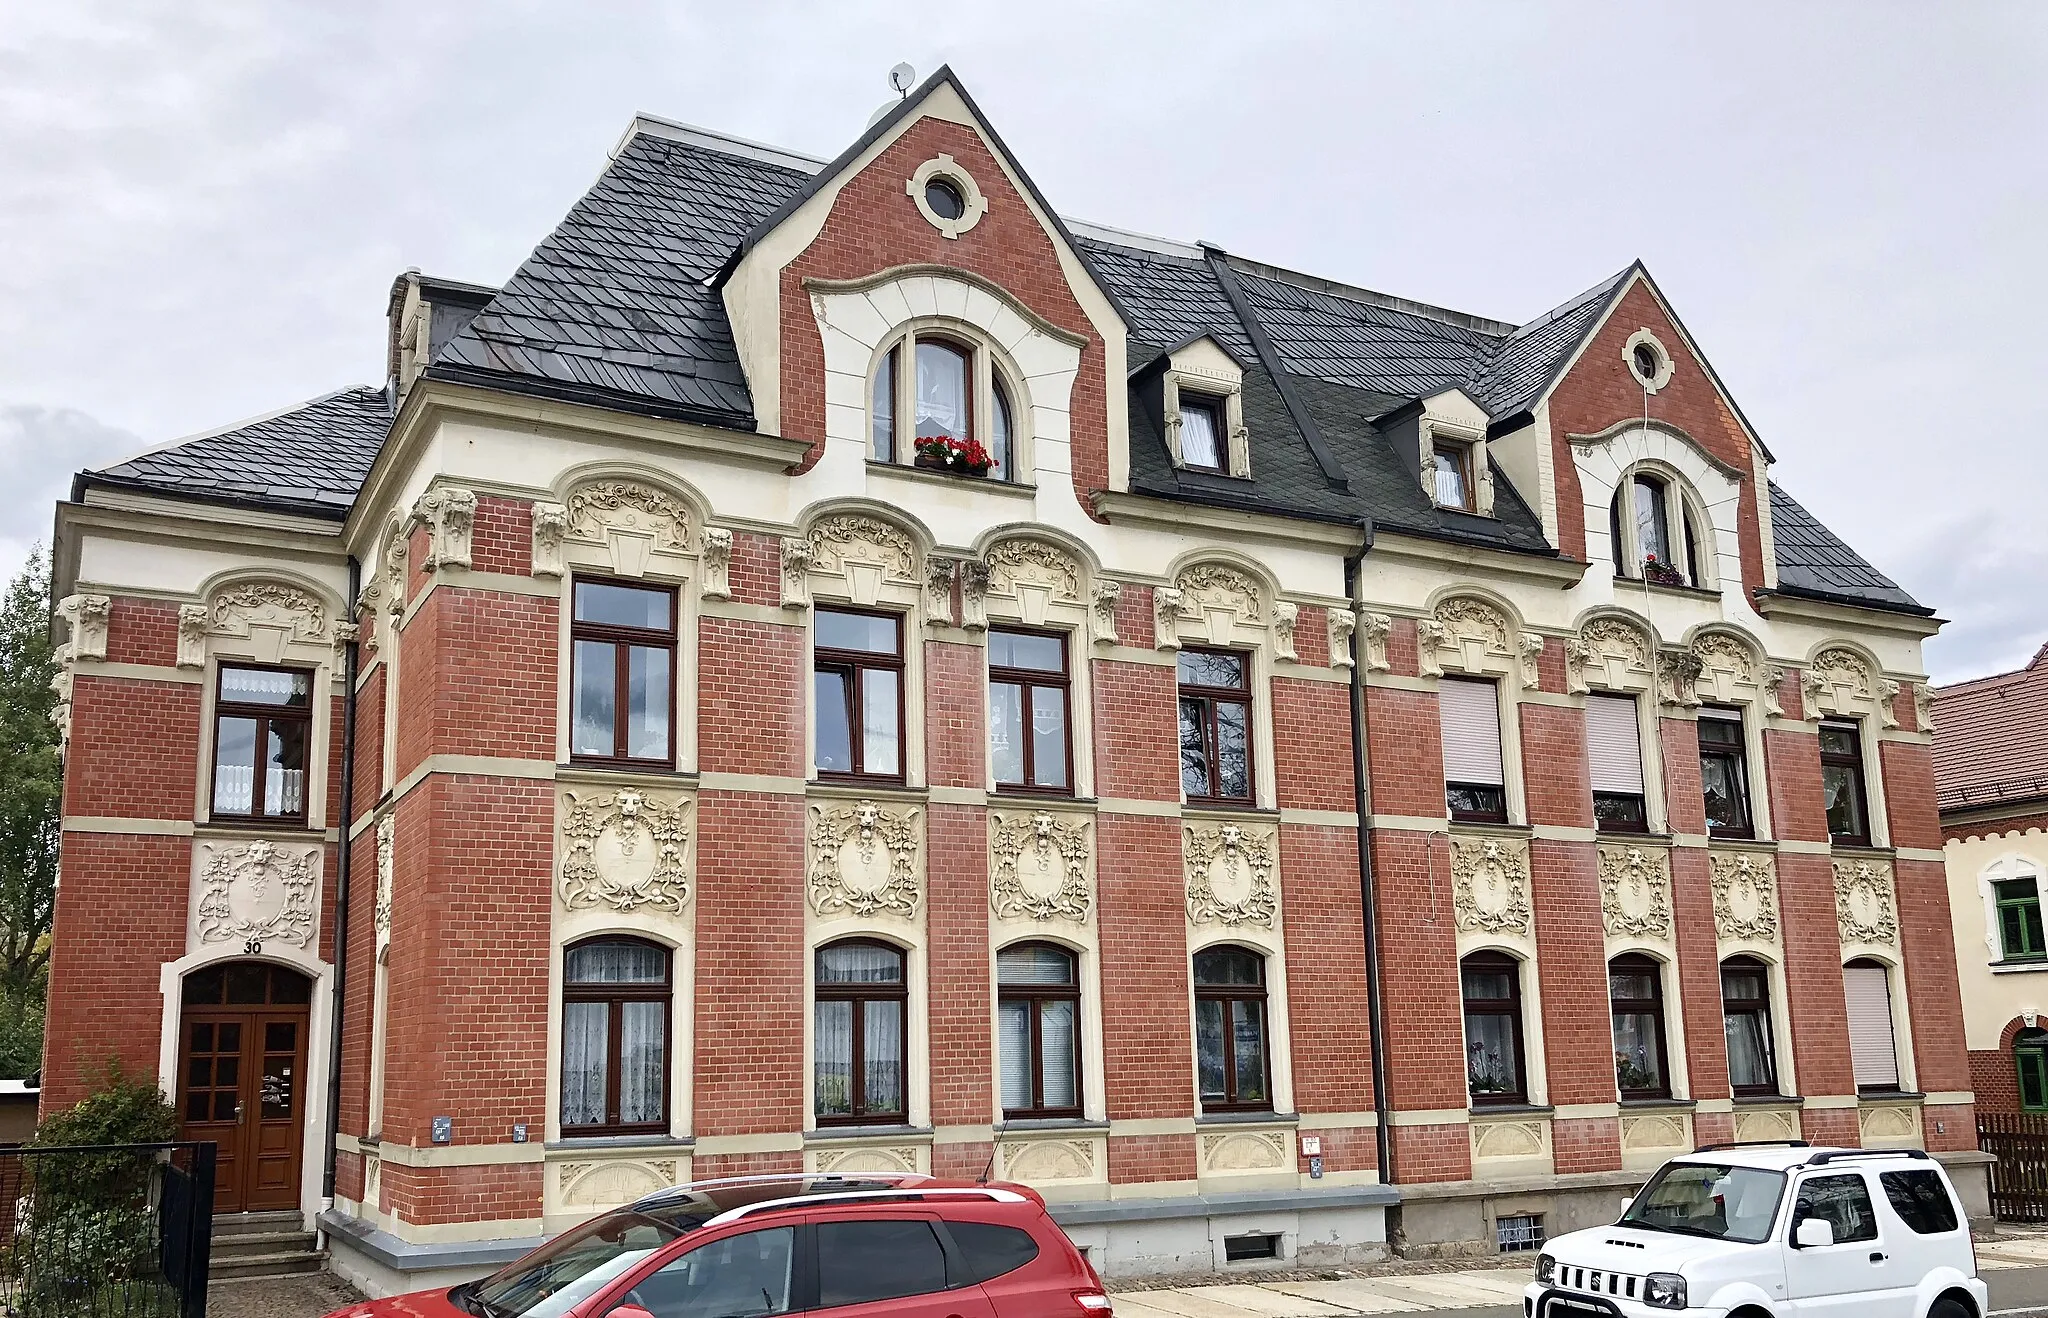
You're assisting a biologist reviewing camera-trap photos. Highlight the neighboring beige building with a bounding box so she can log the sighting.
[1938,643,2048,1114]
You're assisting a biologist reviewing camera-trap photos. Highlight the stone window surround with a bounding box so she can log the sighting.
[975,533,1103,801]
[907,153,988,240]
[1453,929,1554,1115]
[1603,940,1694,1105]
[1606,459,1719,592]
[1979,854,2048,967]
[795,508,932,790]
[1569,420,1744,597]
[1160,338,1250,478]
[1185,925,1298,1127]
[1800,641,1898,851]
[991,931,1108,1127]
[1570,612,1670,837]
[1624,328,1676,394]
[1715,946,1801,1103]
[802,924,933,1137]
[1155,555,1288,813]
[869,320,1028,480]
[1420,409,1494,518]
[1419,591,1534,829]
[1845,949,1920,1097]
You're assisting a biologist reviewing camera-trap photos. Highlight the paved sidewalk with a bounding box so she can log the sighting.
[208,1274,363,1318]
[1114,1265,1536,1317]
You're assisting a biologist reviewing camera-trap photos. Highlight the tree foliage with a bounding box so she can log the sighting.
[0,549,59,1078]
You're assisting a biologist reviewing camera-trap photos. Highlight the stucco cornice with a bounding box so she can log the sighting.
[804,265,1089,348]
[1751,588,1942,639]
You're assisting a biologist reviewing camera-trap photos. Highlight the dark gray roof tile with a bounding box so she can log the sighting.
[1767,483,1924,612]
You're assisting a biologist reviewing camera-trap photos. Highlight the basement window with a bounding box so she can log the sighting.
[1497,1213,1546,1253]
[1223,1233,1282,1263]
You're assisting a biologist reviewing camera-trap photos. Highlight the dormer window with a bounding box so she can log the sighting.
[1432,441,1475,512]
[1160,336,1249,477]
[870,329,1016,480]
[1179,394,1225,471]
[1609,469,1710,588]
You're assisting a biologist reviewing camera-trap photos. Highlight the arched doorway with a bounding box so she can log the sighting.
[176,961,312,1213]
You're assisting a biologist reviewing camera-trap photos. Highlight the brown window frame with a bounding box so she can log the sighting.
[1720,955,1779,1098]
[814,938,909,1127]
[813,607,908,786]
[1819,718,1873,847]
[1193,945,1272,1114]
[989,627,1073,795]
[1609,952,1672,1101]
[997,942,1083,1120]
[568,579,679,771]
[1440,676,1509,825]
[1178,393,1227,472]
[871,332,1019,481]
[559,936,673,1138]
[1178,647,1255,806]
[1698,706,1755,840]
[1460,950,1528,1106]
[209,663,314,826]
[1433,440,1476,512]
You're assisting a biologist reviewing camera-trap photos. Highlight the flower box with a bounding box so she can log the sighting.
[912,435,993,477]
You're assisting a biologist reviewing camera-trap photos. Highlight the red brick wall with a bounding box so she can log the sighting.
[62,675,200,820]
[1279,823,1374,1122]
[1273,677,1355,812]
[926,803,991,1128]
[1895,856,1970,1095]
[1764,728,1828,844]
[1777,853,1854,1098]
[924,641,985,790]
[471,496,531,577]
[1970,1049,2019,1113]
[1369,830,1468,1135]
[1670,848,1731,1101]
[1094,812,1192,1136]
[1879,741,1943,851]
[1364,688,1446,819]
[698,618,805,776]
[383,1161,542,1226]
[1090,658,1177,802]
[1521,704,1593,829]
[105,597,180,666]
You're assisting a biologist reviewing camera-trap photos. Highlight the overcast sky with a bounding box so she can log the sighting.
[2,2,2042,682]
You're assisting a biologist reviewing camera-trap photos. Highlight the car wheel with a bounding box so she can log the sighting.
[1930,1295,1976,1318]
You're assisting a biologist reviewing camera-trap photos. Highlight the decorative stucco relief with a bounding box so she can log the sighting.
[1172,563,1263,646]
[530,502,569,578]
[780,537,815,609]
[989,810,1092,924]
[1342,610,1373,673]
[58,594,111,662]
[1621,1113,1689,1152]
[195,840,319,950]
[698,528,733,601]
[1834,857,1899,948]
[1599,845,1673,939]
[810,516,916,578]
[559,787,693,914]
[1470,1119,1546,1161]
[1002,1139,1096,1182]
[808,799,922,919]
[1518,633,1545,690]
[984,539,1082,625]
[1184,820,1277,929]
[959,560,990,632]
[1710,852,1780,943]
[1089,581,1120,648]
[1567,617,1653,695]
[813,1145,923,1175]
[211,582,329,645]
[1859,1105,1919,1144]
[383,531,408,618]
[1805,647,1895,726]
[1689,631,1760,702]
[410,487,477,572]
[1451,835,1532,935]
[1272,602,1299,662]
[1152,587,1183,651]
[923,555,959,627]
[331,621,359,662]
[1915,682,1935,733]
[566,481,691,551]
[1656,648,1705,709]
[1200,1130,1288,1173]
[373,815,395,954]
[1419,597,1512,678]
[176,604,210,670]
[557,1158,682,1208]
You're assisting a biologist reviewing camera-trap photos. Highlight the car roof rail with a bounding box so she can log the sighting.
[1694,1140,1812,1152]
[704,1186,1027,1228]
[1804,1148,1932,1166]
[631,1171,931,1208]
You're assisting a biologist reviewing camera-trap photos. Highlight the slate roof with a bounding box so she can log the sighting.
[80,386,393,519]
[1932,643,2048,812]
[75,108,1919,616]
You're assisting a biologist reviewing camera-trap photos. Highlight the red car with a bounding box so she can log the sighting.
[323,1173,1113,1318]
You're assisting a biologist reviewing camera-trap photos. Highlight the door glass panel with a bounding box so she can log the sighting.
[265,1022,297,1052]
[217,1022,241,1052]
[269,971,311,1004]
[632,1226,795,1316]
[186,1092,209,1121]
[215,1056,238,1088]
[213,1092,240,1121]
[186,1056,210,1089]
[226,965,267,1004]
[190,1022,215,1052]
[817,1218,949,1307]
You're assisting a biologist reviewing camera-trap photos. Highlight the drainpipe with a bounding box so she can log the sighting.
[1344,517,1394,1183]
[321,554,361,1215]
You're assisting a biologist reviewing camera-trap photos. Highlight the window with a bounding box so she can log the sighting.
[949,1222,1040,1284]
[2017,1030,2048,1112]
[1610,954,1670,1099]
[1609,472,1705,586]
[211,665,312,823]
[1721,957,1778,1097]
[630,1227,795,1317]
[814,940,907,1124]
[1621,1161,1787,1244]
[998,943,1081,1118]
[1179,394,1225,470]
[1697,707,1754,839]
[1178,649,1252,803]
[1587,693,1648,832]
[924,177,966,221]
[1880,1170,1960,1235]
[1632,343,1661,381]
[1461,951,1527,1105]
[817,1219,949,1307]
[814,608,904,783]
[569,580,676,767]
[1792,1173,1879,1245]
[560,938,670,1135]
[1439,678,1507,823]
[1996,878,2045,961]
[1193,946,1270,1111]
[870,330,1016,478]
[1497,1214,1545,1253]
[1224,1233,1281,1262]
[1843,958,1901,1093]
[1819,719,1871,845]
[1432,442,1474,511]
[989,629,1070,793]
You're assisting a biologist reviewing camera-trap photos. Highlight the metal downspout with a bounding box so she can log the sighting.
[321,555,361,1211]
[1344,518,1394,1183]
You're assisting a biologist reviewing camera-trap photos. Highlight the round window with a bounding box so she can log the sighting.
[924,177,966,222]
[1632,343,1661,381]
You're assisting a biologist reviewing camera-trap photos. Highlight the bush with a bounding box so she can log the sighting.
[31,1061,180,1150]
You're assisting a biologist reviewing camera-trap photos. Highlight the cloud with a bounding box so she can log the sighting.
[1897,511,2048,686]
[0,403,139,582]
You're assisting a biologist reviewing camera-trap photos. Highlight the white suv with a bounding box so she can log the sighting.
[1525,1143,1985,1318]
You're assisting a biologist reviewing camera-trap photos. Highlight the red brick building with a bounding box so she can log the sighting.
[43,71,1978,1290]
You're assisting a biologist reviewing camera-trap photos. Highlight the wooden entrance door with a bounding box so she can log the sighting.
[177,962,312,1213]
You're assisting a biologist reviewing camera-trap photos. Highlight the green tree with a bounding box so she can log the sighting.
[0,548,59,1078]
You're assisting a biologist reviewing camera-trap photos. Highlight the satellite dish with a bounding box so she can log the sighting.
[889,62,916,96]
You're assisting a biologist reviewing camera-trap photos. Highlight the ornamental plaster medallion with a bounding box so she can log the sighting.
[1568,617,1652,694]
[410,487,477,572]
[1656,648,1705,709]
[566,481,691,551]
[176,603,210,669]
[808,800,922,919]
[530,502,569,578]
[59,594,111,662]
[1175,563,1263,640]
[1622,1113,1688,1152]
[1272,602,1299,662]
[984,539,1082,618]
[698,527,733,601]
[1806,647,1875,720]
[1343,611,1374,673]
[1710,852,1780,943]
[558,788,693,914]
[923,555,959,627]
[959,560,990,632]
[373,815,395,950]
[990,810,1093,924]
[1200,1130,1288,1173]
[1833,858,1899,948]
[1152,587,1184,651]
[1422,597,1511,677]
[210,582,328,644]
[1183,821,1278,928]
[1450,836,1532,935]
[558,1160,679,1208]
[1003,1139,1095,1182]
[1089,580,1120,647]
[195,840,318,949]
[1599,845,1673,938]
[808,515,916,580]
[780,537,815,609]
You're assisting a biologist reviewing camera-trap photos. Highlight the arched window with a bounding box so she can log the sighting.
[1609,470,1708,587]
[1460,951,1527,1105]
[561,938,671,1135]
[1720,956,1779,1097]
[815,940,907,1124]
[1192,945,1270,1112]
[870,330,1016,479]
[997,943,1081,1118]
[1610,953,1670,1099]
[2017,1029,2048,1113]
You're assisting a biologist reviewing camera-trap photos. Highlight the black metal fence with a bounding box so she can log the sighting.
[1979,1112,2048,1222]
[0,1142,215,1317]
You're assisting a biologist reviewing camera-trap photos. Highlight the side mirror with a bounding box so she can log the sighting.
[1794,1217,1834,1249]
[608,1306,657,1318]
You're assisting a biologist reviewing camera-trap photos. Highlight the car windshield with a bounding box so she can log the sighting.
[1620,1162,1787,1244]
[468,1203,711,1318]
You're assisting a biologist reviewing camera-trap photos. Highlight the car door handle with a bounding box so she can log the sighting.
[1869,1252,1887,1262]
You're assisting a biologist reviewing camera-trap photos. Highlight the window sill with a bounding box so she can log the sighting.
[1196,1110,1296,1126]
[808,778,925,803]
[867,461,1035,497]
[197,816,317,835]
[993,786,1086,803]
[1617,577,1720,603]
[1469,1102,1551,1117]
[1619,1097,1696,1111]
[1597,830,1674,845]
[1992,960,2048,975]
[1731,1093,1803,1107]
[1831,842,1892,858]
[545,1134,696,1151]
[998,1117,1109,1134]
[1183,800,1278,819]
[1707,835,1776,853]
[805,1123,932,1142]
[1449,819,1533,839]
[560,762,697,785]
[1858,1091,1925,1104]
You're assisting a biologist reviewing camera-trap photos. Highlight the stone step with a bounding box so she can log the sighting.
[212,1230,318,1260]
[212,1210,305,1237]
[208,1249,327,1281]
